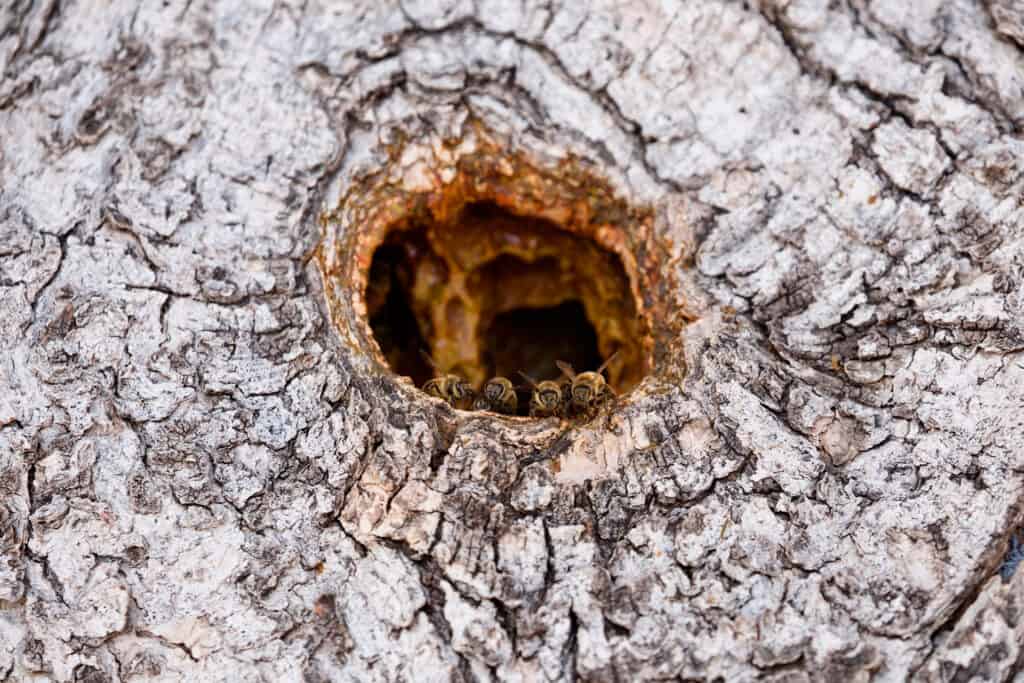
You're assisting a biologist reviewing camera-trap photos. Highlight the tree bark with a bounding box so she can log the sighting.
[2,0,1024,681]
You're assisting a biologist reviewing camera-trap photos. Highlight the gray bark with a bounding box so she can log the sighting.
[2,0,1024,681]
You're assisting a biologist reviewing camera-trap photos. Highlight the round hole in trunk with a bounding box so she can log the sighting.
[318,132,690,419]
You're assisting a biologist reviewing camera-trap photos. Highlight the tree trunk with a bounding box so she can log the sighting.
[2,0,1024,681]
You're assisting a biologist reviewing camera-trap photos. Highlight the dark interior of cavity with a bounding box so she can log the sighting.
[367,245,431,382]
[484,301,601,387]
[365,200,644,415]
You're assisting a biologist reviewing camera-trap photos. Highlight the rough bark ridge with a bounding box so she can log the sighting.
[2,0,1024,681]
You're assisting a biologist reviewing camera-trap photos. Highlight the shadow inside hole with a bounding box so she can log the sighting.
[367,244,431,384]
[484,301,603,416]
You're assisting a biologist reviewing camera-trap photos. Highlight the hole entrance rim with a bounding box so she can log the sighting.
[319,140,689,419]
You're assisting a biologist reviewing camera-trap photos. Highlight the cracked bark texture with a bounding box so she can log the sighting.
[2,0,1024,681]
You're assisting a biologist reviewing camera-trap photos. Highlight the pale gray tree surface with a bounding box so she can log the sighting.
[2,0,1024,681]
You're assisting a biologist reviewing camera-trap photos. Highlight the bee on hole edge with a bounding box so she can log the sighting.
[418,353,620,421]
[422,374,475,409]
[420,350,476,409]
[520,372,567,418]
[556,351,618,418]
[472,376,518,415]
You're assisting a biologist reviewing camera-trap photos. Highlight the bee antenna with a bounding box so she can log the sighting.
[596,350,620,375]
[419,348,441,372]
[518,371,539,388]
[555,360,576,379]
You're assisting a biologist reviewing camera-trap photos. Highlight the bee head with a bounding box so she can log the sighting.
[572,383,592,404]
[540,387,560,407]
[484,379,505,401]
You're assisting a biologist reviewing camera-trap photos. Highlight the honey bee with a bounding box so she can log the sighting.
[422,374,474,408]
[520,372,567,418]
[556,352,618,418]
[473,376,518,415]
[420,350,475,408]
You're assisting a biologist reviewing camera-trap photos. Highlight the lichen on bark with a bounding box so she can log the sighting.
[1,0,1023,681]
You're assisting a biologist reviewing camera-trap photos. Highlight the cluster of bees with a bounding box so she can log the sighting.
[422,354,617,419]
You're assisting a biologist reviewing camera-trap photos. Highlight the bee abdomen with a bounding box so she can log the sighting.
[422,378,445,398]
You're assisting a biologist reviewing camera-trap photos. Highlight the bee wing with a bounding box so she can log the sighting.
[596,350,620,376]
[555,360,576,379]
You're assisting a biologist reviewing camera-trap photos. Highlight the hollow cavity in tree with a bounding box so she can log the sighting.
[319,129,688,416]
[365,200,643,414]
